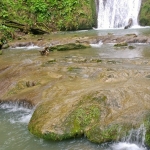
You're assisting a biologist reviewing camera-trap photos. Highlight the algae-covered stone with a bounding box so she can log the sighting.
[28,93,102,141]
[49,43,90,51]
[114,42,128,47]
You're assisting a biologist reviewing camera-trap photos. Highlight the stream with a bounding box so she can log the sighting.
[0,27,150,150]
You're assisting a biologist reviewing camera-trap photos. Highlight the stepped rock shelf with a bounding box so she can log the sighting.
[1,32,150,146]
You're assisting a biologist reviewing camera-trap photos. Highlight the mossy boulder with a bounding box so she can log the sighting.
[139,0,150,26]
[28,91,135,143]
[49,43,90,51]
[28,93,103,141]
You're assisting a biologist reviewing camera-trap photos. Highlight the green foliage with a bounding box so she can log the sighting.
[0,0,96,32]
[0,24,14,39]
[139,0,150,26]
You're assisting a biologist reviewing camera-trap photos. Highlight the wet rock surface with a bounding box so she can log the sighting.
[1,32,150,145]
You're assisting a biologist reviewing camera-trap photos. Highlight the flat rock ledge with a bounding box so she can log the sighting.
[8,33,150,49]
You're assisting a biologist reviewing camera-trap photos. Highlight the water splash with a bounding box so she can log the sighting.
[12,44,41,50]
[122,124,146,147]
[0,102,34,124]
[97,0,142,29]
[110,124,147,150]
[111,142,147,150]
[90,41,103,47]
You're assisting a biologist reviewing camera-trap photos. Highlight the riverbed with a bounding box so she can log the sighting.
[0,27,150,150]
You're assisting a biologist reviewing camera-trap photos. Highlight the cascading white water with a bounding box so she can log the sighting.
[110,124,147,150]
[97,0,142,28]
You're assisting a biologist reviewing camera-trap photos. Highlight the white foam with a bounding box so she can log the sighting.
[90,41,103,48]
[26,45,41,50]
[12,44,41,50]
[0,103,33,124]
[1,104,31,113]
[111,142,147,150]
[19,113,32,123]
[9,113,33,124]
[130,25,150,29]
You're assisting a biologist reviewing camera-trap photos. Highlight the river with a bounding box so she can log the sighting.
[0,27,150,150]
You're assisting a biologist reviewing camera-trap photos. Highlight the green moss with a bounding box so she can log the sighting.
[67,105,100,128]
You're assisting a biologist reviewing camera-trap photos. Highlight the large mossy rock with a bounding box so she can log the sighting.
[28,80,150,144]
[28,91,132,142]
[139,0,150,26]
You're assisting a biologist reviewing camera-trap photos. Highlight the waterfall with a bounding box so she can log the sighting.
[97,0,142,29]
[111,124,147,150]
[122,124,146,147]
